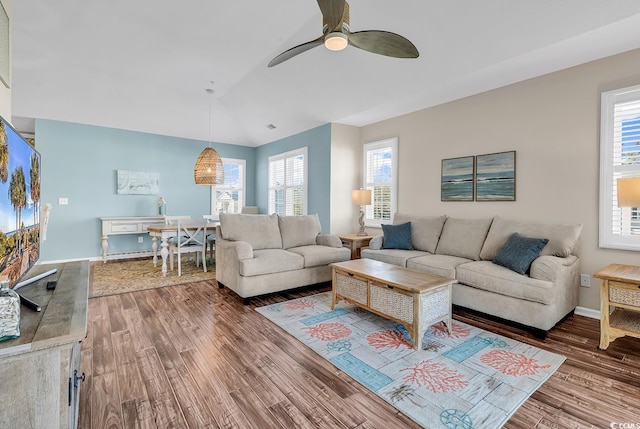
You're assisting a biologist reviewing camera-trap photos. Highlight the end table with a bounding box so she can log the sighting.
[594,263,640,350]
[338,234,373,260]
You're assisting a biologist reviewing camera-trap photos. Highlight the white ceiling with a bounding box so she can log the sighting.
[10,1,640,147]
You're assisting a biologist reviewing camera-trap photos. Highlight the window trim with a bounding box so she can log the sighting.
[599,84,640,251]
[268,147,308,216]
[363,138,398,228]
[210,157,246,219]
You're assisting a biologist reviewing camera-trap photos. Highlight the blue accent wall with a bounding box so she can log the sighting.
[255,124,332,232]
[36,119,256,261]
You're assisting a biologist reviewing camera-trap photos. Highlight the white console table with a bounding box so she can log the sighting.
[100,216,165,262]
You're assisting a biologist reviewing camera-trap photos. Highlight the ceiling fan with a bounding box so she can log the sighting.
[268,0,419,67]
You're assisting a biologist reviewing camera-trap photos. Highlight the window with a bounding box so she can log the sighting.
[600,84,640,250]
[363,138,398,227]
[210,158,246,218]
[268,147,307,216]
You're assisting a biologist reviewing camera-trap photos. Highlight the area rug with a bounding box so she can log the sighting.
[256,292,565,429]
[90,259,215,298]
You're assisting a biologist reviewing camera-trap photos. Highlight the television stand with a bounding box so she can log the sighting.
[13,268,57,312]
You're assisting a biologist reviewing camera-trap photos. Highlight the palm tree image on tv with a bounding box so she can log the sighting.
[0,121,40,285]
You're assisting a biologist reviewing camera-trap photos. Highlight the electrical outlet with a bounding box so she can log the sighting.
[58,197,68,205]
[580,274,591,287]
[138,237,144,243]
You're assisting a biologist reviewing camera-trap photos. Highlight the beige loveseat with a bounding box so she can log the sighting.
[361,214,582,334]
[215,213,350,303]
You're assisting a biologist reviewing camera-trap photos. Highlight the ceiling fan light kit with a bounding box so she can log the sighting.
[268,0,418,67]
[325,32,348,51]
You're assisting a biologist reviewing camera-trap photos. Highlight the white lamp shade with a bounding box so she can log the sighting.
[617,177,640,207]
[352,189,372,205]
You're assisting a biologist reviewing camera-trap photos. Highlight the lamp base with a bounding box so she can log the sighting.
[357,207,367,236]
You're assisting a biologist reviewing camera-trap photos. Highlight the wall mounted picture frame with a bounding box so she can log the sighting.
[441,156,474,201]
[475,151,516,201]
[116,170,160,195]
[0,2,9,88]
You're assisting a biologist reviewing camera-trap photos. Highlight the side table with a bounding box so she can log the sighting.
[594,263,640,350]
[338,234,373,260]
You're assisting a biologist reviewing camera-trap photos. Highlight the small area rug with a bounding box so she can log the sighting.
[256,292,565,429]
[90,259,215,298]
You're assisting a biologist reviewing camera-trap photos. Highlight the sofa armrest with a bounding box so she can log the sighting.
[530,255,578,283]
[369,235,384,250]
[316,234,342,248]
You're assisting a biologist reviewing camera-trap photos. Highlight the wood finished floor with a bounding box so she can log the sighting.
[79,280,640,429]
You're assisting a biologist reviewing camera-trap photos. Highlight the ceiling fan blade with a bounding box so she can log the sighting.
[268,36,324,67]
[317,0,346,33]
[349,30,419,58]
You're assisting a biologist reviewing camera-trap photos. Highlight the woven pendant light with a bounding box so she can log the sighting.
[194,147,224,185]
[194,87,225,185]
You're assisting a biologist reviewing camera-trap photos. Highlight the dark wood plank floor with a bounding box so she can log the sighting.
[79,280,640,429]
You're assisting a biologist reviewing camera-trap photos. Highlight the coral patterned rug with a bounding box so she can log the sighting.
[256,292,565,429]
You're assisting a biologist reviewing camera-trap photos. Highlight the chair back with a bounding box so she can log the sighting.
[241,206,259,214]
[165,215,191,225]
[176,220,207,250]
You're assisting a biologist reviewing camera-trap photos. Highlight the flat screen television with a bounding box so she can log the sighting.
[0,114,51,310]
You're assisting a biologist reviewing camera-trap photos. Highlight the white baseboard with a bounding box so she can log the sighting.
[39,251,155,265]
[575,306,600,320]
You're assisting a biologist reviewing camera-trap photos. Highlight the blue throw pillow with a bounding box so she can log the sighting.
[493,233,549,275]
[382,222,413,250]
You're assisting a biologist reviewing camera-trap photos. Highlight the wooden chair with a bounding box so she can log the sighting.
[202,215,218,263]
[168,220,207,276]
[164,215,191,225]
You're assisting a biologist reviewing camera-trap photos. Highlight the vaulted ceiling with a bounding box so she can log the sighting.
[10,1,640,147]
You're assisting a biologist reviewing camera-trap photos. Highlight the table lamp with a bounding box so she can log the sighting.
[617,177,640,207]
[352,189,372,236]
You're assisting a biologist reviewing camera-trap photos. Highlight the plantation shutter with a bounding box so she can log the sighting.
[600,85,640,250]
[268,148,307,216]
[363,139,397,226]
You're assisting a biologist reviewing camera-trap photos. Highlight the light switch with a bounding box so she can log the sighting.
[58,197,68,205]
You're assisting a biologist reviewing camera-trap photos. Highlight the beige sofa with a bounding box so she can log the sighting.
[361,214,582,334]
[215,213,350,303]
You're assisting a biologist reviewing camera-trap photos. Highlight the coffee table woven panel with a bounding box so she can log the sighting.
[421,288,450,327]
[370,282,414,323]
[335,271,368,305]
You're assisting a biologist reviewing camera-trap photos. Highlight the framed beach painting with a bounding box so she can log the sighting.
[475,151,516,201]
[441,156,474,201]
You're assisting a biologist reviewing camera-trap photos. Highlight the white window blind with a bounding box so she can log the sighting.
[363,138,398,227]
[210,158,246,218]
[268,147,307,216]
[600,84,640,250]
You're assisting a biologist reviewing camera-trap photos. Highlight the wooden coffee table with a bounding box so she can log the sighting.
[331,258,456,350]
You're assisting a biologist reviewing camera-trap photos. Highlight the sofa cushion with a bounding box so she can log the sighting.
[382,222,413,250]
[493,233,549,275]
[407,254,472,279]
[288,245,350,268]
[435,217,493,260]
[278,214,322,249]
[239,249,304,277]
[361,248,429,267]
[480,216,582,260]
[394,213,447,253]
[456,261,555,305]
[220,213,282,250]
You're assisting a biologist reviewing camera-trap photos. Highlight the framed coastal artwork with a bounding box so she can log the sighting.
[441,156,474,201]
[475,151,516,201]
[116,170,160,195]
